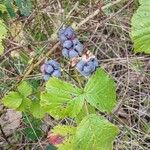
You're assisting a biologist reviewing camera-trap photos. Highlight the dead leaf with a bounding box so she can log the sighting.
[0,109,22,136]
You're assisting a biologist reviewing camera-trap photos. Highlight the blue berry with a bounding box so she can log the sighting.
[58,27,75,43]
[45,65,53,74]
[41,60,61,81]
[63,40,73,49]
[76,58,98,77]
[69,50,79,58]
[64,27,75,39]
[52,70,61,77]
[76,60,85,71]
[58,27,84,59]
[62,48,69,58]
[43,74,50,81]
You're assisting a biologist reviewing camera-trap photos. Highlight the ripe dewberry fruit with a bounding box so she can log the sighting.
[41,60,61,80]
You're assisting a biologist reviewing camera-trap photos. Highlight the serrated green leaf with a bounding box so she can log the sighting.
[30,101,46,118]
[131,0,150,54]
[52,125,76,137]
[74,114,119,150]
[84,68,116,113]
[17,98,32,111]
[17,81,32,97]
[46,77,82,95]
[40,78,84,119]
[2,92,22,109]
[15,0,32,16]
[40,92,84,119]
[52,125,75,150]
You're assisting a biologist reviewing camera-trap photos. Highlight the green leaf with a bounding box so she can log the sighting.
[52,125,75,150]
[40,92,84,119]
[139,0,150,5]
[2,92,22,109]
[17,98,32,111]
[30,101,46,118]
[40,77,84,119]
[46,77,82,95]
[131,0,150,54]
[58,141,73,150]
[76,103,96,124]
[17,81,32,97]
[0,20,7,38]
[4,0,16,17]
[84,68,116,113]
[22,127,42,141]
[15,0,32,16]
[0,20,7,55]
[52,125,76,137]
[0,4,7,13]
[74,114,119,150]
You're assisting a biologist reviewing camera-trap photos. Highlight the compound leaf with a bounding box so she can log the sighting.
[74,114,119,150]
[84,68,116,113]
[40,77,84,119]
[131,0,150,54]
[40,92,84,119]
[2,92,22,109]
[17,81,32,97]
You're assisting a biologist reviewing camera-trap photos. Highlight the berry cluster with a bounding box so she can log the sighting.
[41,60,61,81]
[58,27,84,58]
[41,26,99,80]
[76,57,98,77]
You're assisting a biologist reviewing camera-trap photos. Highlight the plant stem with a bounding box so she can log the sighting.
[84,102,89,115]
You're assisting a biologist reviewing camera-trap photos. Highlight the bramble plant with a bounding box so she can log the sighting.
[1,0,149,149]
[2,26,119,150]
